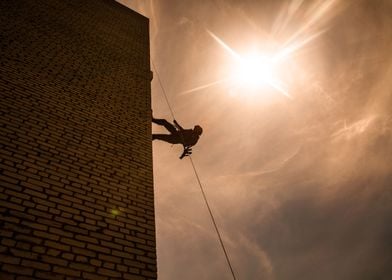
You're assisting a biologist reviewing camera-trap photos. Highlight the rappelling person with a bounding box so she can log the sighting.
[152,116,203,159]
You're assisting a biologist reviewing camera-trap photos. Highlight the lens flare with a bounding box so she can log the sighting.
[181,0,340,99]
[229,51,291,98]
[207,29,291,98]
[111,209,120,216]
[232,54,274,88]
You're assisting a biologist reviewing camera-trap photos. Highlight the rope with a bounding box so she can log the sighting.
[151,61,175,120]
[189,157,237,280]
[152,60,238,280]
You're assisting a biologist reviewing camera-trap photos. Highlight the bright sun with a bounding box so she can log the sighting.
[182,0,339,99]
[205,30,290,97]
[228,52,290,98]
[231,53,275,90]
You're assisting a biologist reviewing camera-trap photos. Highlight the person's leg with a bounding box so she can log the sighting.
[152,134,179,144]
[152,118,177,134]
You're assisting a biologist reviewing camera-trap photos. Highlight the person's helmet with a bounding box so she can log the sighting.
[194,125,203,135]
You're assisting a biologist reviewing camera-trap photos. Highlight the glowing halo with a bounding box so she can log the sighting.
[232,54,274,88]
[206,29,291,98]
[179,0,340,100]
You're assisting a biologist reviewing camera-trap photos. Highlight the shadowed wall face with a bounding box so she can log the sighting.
[0,0,155,279]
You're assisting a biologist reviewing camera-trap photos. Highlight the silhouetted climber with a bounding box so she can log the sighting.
[152,117,203,159]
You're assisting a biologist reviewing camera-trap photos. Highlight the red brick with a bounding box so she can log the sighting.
[4,223,31,234]
[86,244,110,254]
[0,174,19,185]
[90,259,102,267]
[31,246,47,254]
[103,229,124,239]
[0,229,13,238]
[123,273,144,280]
[136,255,156,265]
[117,264,128,272]
[44,240,70,252]
[27,209,52,219]
[2,170,27,182]
[62,252,75,261]
[75,234,98,244]
[2,264,33,276]
[58,205,80,215]
[21,260,50,271]
[89,232,112,241]
[63,225,88,235]
[103,262,115,269]
[0,254,21,264]
[141,270,157,278]
[53,267,81,277]
[98,253,122,264]
[41,255,68,266]
[21,221,48,231]
[123,259,147,269]
[97,268,121,278]
[14,234,42,245]
[47,249,61,257]
[33,230,59,241]
[1,1,156,279]
[10,210,35,221]
[9,248,38,260]
[0,271,16,280]
[61,238,85,248]
[35,272,65,280]
[71,247,97,258]
[100,240,123,251]
[75,255,88,263]
[0,201,25,212]
[32,197,56,208]
[16,241,32,250]
[54,216,77,226]
[82,272,108,280]
[49,227,74,238]
[4,189,30,200]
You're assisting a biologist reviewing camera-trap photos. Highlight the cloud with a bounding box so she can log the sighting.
[121,0,392,279]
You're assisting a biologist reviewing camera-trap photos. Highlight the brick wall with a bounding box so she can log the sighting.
[0,0,155,279]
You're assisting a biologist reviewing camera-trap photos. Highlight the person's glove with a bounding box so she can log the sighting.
[179,146,192,159]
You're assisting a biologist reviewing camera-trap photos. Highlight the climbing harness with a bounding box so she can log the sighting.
[152,61,238,280]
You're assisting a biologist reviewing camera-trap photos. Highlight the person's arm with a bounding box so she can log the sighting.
[173,120,184,131]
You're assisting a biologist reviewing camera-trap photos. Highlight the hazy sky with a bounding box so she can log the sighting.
[118,1,391,279]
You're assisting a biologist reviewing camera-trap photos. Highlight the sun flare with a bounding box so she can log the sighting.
[179,0,340,100]
[206,29,291,98]
[231,53,275,89]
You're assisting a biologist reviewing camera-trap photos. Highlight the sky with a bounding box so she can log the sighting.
[118,1,392,279]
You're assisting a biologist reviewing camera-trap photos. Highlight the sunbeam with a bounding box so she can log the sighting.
[282,0,338,48]
[273,29,326,62]
[179,78,228,95]
[206,29,241,60]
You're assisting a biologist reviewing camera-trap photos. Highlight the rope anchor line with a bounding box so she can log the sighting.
[152,60,238,280]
